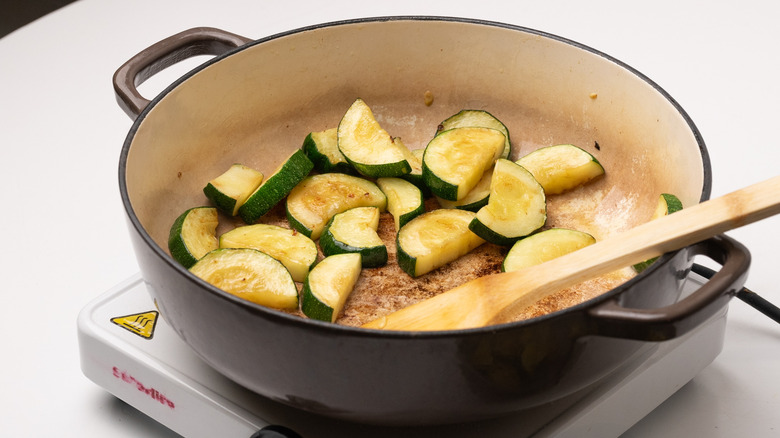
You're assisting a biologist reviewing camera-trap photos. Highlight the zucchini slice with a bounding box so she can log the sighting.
[302,127,355,175]
[469,159,547,246]
[219,224,318,282]
[397,209,485,277]
[395,138,429,195]
[285,173,387,240]
[168,207,219,268]
[653,193,684,218]
[319,207,388,268]
[203,164,264,216]
[238,149,314,224]
[436,165,493,212]
[633,193,684,272]
[502,228,596,272]
[189,248,298,310]
[301,253,362,322]
[515,144,604,195]
[436,109,512,159]
[337,98,411,178]
[376,177,426,231]
[422,127,505,201]
[404,147,428,193]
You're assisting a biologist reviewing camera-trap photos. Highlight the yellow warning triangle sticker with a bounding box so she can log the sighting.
[110,311,159,340]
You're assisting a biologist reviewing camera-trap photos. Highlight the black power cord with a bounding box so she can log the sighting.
[691,263,780,324]
[250,425,304,438]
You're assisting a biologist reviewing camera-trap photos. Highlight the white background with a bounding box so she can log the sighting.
[1,0,778,436]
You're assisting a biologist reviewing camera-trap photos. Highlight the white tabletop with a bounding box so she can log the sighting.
[2,1,779,436]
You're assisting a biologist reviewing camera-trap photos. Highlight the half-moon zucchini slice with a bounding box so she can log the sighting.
[469,159,547,246]
[503,228,596,272]
[319,207,388,268]
[189,248,298,310]
[396,209,485,277]
[301,253,362,323]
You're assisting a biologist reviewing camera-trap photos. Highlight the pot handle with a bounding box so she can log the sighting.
[587,234,750,341]
[113,27,252,119]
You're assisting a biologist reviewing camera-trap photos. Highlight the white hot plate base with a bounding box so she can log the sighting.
[78,272,726,437]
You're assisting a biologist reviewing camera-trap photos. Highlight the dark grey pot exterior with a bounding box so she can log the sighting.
[126,211,748,424]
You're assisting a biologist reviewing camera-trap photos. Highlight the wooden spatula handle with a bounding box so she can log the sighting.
[363,175,780,331]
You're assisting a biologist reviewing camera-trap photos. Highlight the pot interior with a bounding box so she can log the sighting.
[123,18,707,322]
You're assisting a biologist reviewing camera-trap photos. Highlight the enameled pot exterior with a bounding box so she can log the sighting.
[117,18,750,424]
[128,219,748,424]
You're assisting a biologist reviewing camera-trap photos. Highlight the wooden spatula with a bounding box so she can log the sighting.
[362,175,780,331]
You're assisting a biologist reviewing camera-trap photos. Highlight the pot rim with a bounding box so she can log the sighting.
[118,15,712,340]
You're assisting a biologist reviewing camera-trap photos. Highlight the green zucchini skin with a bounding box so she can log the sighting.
[238,149,313,224]
[300,282,334,322]
[203,183,238,216]
[376,177,426,231]
[436,109,512,159]
[337,98,411,179]
[319,208,388,268]
[421,127,505,202]
[320,225,388,268]
[302,129,357,175]
[435,167,493,213]
[395,232,418,278]
[422,158,458,202]
[168,206,218,269]
[202,163,264,216]
[395,209,484,277]
[397,202,427,230]
[285,208,314,239]
[442,196,489,212]
[469,159,547,246]
[300,253,362,323]
[346,158,411,179]
[467,216,528,247]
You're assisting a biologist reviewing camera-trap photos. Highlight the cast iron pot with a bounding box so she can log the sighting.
[115,17,750,425]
